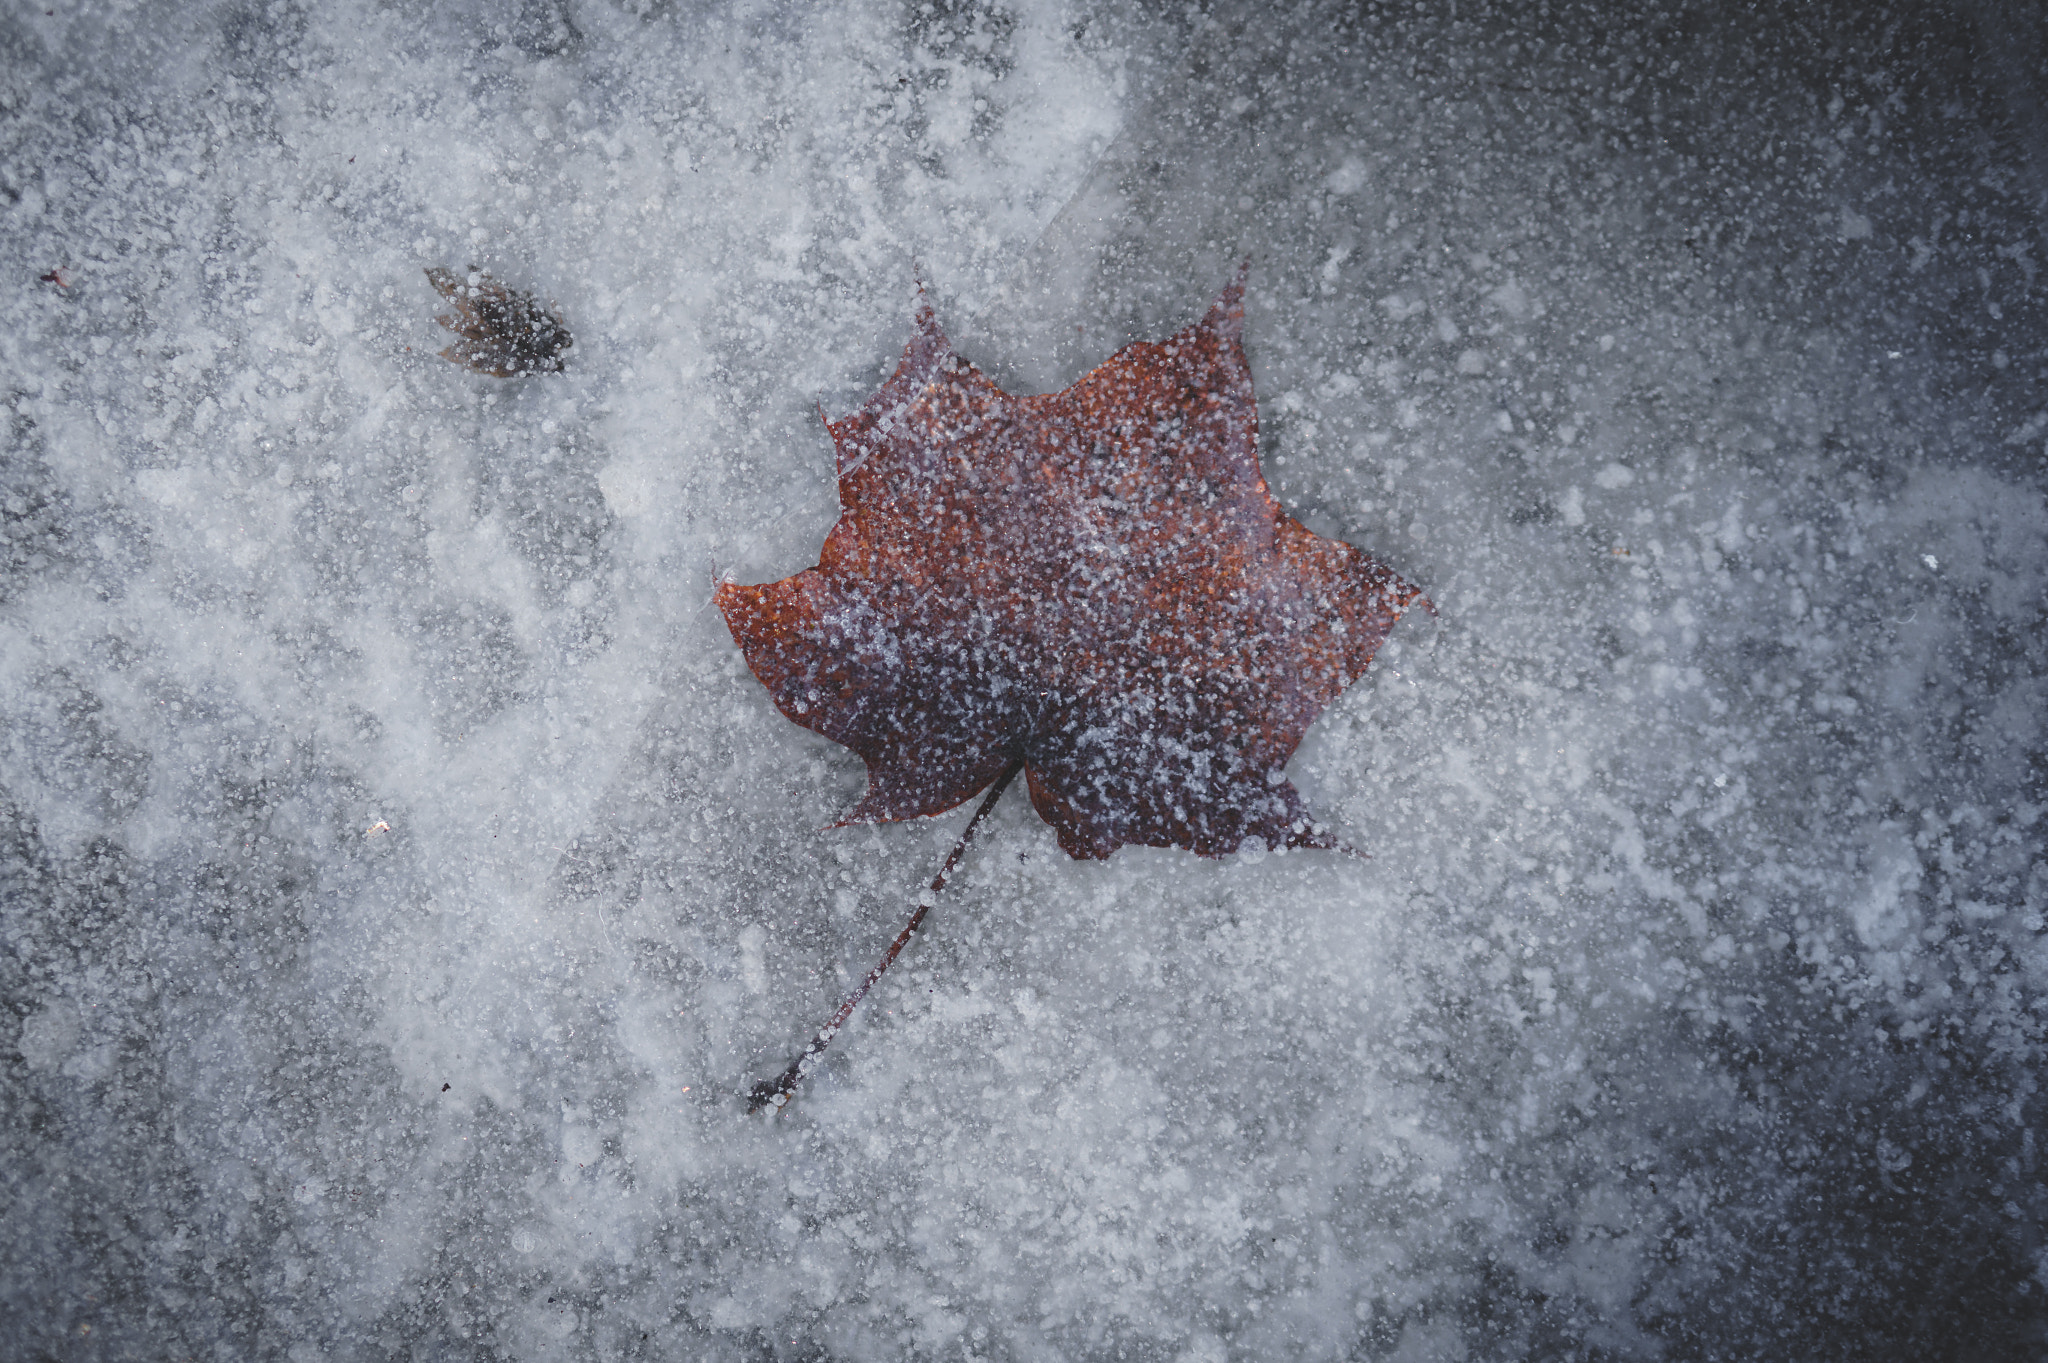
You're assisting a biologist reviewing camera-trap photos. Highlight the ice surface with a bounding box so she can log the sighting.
[2,2,2044,1359]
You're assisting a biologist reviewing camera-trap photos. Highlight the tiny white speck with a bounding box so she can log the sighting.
[1921,554,1938,570]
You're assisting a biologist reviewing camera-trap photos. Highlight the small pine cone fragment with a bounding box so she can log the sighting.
[426,267,573,377]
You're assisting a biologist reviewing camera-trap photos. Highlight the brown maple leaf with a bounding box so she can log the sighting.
[718,268,1427,861]
[719,268,1429,1112]
[425,266,572,377]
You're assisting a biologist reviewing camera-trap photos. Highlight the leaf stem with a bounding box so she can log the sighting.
[749,758,1025,1114]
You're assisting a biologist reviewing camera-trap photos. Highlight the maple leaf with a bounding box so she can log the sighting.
[717,268,1428,861]
[425,267,572,377]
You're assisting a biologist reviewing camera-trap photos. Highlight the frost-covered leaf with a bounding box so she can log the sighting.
[718,269,1429,859]
[425,266,571,377]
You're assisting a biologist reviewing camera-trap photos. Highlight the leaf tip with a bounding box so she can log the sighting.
[1204,263,1249,343]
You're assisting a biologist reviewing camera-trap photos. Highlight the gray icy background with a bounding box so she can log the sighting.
[4,1,2046,1358]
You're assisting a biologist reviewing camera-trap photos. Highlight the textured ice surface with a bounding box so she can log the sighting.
[2,2,2044,1359]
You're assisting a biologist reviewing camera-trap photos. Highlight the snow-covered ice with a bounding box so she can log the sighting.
[2,2,2044,1358]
